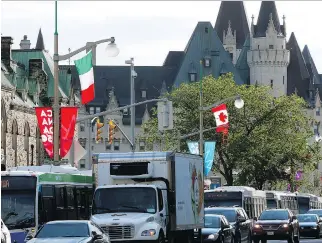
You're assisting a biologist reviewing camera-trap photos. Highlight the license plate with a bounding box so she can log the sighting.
[267,232,274,235]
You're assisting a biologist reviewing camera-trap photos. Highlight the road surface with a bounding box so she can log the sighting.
[267,238,321,243]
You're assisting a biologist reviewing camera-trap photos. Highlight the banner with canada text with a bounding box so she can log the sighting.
[60,107,78,158]
[35,107,54,158]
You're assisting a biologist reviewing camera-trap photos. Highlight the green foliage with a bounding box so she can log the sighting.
[140,74,319,188]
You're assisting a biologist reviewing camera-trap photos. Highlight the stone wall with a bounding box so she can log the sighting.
[1,89,42,167]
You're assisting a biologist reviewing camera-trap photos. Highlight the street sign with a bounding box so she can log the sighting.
[157,100,173,131]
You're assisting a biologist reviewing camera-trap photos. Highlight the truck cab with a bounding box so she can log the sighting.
[90,152,204,243]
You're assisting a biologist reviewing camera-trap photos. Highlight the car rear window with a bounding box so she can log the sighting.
[205,209,237,222]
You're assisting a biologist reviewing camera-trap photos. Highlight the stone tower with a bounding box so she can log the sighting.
[247,1,290,97]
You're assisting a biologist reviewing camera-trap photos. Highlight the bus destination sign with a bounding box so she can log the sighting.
[1,176,36,190]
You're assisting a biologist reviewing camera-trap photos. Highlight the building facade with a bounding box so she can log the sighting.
[1,30,80,169]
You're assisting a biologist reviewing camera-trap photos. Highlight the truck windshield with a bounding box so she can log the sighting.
[93,187,157,214]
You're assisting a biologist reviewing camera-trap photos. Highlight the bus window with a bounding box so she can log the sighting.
[55,186,66,220]
[41,185,54,198]
[66,186,76,220]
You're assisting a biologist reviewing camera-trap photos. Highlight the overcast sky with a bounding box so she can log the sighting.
[1,1,322,72]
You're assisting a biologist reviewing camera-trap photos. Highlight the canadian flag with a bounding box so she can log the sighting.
[211,104,229,133]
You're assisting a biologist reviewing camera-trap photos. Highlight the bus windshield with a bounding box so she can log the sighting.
[204,191,243,208]
[93,187,157,214]
[1,176,36,230]
[267,199,278,209]
[298,197,310,214]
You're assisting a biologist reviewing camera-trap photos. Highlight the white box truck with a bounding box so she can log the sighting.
[90,151,204,243]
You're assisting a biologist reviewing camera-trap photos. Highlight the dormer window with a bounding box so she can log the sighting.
[269,45,274,49]
[189,72,197,82]
[89,107,94,114]
[316,107,320,116]
[96,107,101,113]
[203,58,211,68]
[123,108,128,115]
[141,90,147,98]
[205,27,209,33]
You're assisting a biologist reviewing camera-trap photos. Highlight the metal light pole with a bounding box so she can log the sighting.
[199,60,204,156]
[125,58,136,151]
[52,1,119,163]
[53,1,59,163]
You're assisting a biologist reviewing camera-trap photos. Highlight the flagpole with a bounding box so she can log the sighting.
[199,60,204,156]
[53,0,60,163]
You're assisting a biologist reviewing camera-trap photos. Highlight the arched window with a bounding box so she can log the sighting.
[24,122,30,165]
[12,119,18,166]
[1,100,7,163]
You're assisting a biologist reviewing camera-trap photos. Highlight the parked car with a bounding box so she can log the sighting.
[26,220,110,243]
[252,209,299,243]
[205,207,252,243]
[307,209,322,221]
[297,214,322,238]
[195,214,233,243]
[1,220,11,243]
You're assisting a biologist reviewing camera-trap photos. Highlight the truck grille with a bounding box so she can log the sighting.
[262,224,280,230]
[101,225,135,240]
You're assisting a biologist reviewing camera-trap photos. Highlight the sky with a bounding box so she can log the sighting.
[1,1,322,72]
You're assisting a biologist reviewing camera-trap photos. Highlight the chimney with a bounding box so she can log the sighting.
[1,36,13,67]
[20,35,31,49]
[86,42,96,66]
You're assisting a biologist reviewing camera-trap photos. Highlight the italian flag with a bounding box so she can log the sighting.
[74,51,95,104]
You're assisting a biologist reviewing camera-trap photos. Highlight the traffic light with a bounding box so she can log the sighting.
[108,120,116,144]
[95,118,104,143]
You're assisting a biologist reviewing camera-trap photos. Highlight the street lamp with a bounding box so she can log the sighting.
[234,96,245,109]
[53,1,119,163]
[106,42,120,57]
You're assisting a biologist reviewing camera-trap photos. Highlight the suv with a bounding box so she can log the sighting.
[252,209,299,243]
[205,207,252,243]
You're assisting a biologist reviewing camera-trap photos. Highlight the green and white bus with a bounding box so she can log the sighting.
[1,165,93,243]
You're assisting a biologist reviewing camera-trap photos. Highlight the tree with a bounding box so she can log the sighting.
[140,74,318,187]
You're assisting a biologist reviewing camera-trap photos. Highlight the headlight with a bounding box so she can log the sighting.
[207,234,218,240]
[312,227,317,229]
[141,229,156,236]
[146,216,155,222]
[282,224,288,228]
[254,224,261,229]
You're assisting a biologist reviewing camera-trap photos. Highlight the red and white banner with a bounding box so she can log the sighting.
[60,107,78,158]
[211,104,229,133]
[35,107,54,158]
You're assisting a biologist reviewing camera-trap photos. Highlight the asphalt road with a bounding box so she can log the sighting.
[267,238,321,243]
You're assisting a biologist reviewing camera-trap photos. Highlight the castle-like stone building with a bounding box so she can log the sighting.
[1,30,80,169]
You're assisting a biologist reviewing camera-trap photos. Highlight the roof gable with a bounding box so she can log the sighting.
[214,1,250,49]
[163,51,184,67]
[174,22,244,87]
[286,32,310,98]
[255,1,283,37]
[302,45,321,85]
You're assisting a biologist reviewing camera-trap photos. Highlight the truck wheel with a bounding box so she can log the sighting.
[157,231,165,243]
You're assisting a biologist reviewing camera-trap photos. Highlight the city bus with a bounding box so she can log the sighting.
[296,193,322,214]
[1,165,93,243]
[265,191,299,214]
[204,186,267,219]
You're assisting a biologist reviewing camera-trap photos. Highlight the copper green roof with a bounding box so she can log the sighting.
[11,49,70,98]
